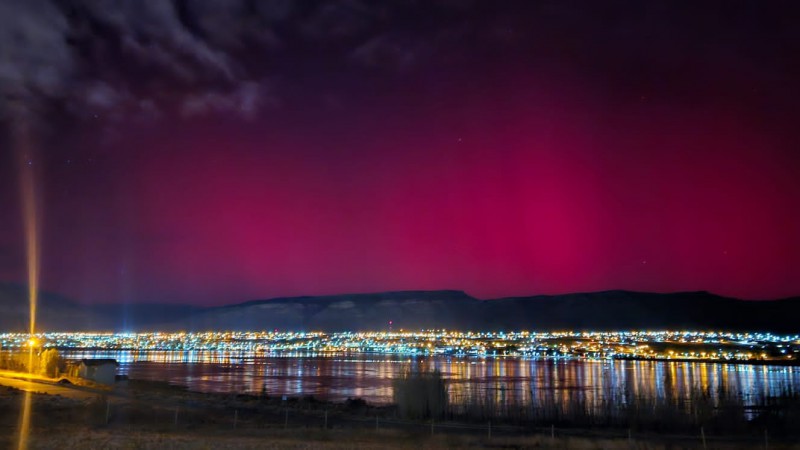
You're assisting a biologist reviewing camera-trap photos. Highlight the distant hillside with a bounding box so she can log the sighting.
[0,283,199,332]
[477,290,800,333]
[180,290,800,333]
[181,290,479,331]
[0,283,109,332]
[1,283,799,333]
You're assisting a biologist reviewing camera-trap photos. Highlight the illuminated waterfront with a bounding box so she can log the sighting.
[2,330,798,362]
[56,351,800,412]
[1,329,798,410]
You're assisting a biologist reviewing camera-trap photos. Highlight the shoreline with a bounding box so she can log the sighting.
[611,355,800,366]
[50,347,800,367]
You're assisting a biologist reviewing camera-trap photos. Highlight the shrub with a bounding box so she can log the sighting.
[392,369,448,420]
[39,348,65,377]
[0,348,65,377]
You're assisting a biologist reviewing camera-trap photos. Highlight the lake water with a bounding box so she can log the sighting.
[63,350,800,410]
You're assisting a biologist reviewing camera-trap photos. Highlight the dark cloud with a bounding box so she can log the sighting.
[0,0,524,129]
[0,0,289,129]
[180,80,270,119]
[0,0,72,121]
[298,1,375,40]
[181,0,284,50]
[1,0,798,132]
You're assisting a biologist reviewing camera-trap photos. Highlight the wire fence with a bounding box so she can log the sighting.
[72,391,785,449]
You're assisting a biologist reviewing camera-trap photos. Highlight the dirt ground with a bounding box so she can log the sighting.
[1,383,799,449]
[9,428,800,450]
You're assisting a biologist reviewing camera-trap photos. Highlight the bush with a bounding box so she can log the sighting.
[0,347,65,377]
[39,348,65,377]
[392,369,448,420]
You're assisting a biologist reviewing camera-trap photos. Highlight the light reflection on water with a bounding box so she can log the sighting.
[63,350,800,408]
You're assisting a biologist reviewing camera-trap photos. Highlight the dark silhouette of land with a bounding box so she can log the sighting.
[2,283,799,333]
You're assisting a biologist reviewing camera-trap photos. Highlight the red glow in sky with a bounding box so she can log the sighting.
[1,2,798,305]
[13,81,797,306]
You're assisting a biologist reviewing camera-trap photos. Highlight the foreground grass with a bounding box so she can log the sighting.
[7,428,800,450]
[2,381,800,449]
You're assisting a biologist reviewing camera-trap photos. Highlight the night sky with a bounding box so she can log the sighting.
[1,1,799,306]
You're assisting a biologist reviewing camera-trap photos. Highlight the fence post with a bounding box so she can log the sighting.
[701,426,707,450]
[376,415,379,431]
[324,410,327,430]
[551,424,555,442]
[530,389,535,421]
[765,429,769,450]
[174,406,179,427]
[487,421,491,439]
[284,409,288,429]
[105,400,110,425]
[431,418,434,436]
[233,409,238,429]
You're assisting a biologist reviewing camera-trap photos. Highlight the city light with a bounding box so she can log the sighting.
[2,330,797,363]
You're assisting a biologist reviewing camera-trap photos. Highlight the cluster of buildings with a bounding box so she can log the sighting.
[1,330,798,363]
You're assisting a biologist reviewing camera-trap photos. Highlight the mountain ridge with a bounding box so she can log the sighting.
[1,283,798,333]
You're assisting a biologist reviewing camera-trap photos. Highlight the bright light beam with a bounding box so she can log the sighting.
[14,122,40,450]
[17,124,39,336]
